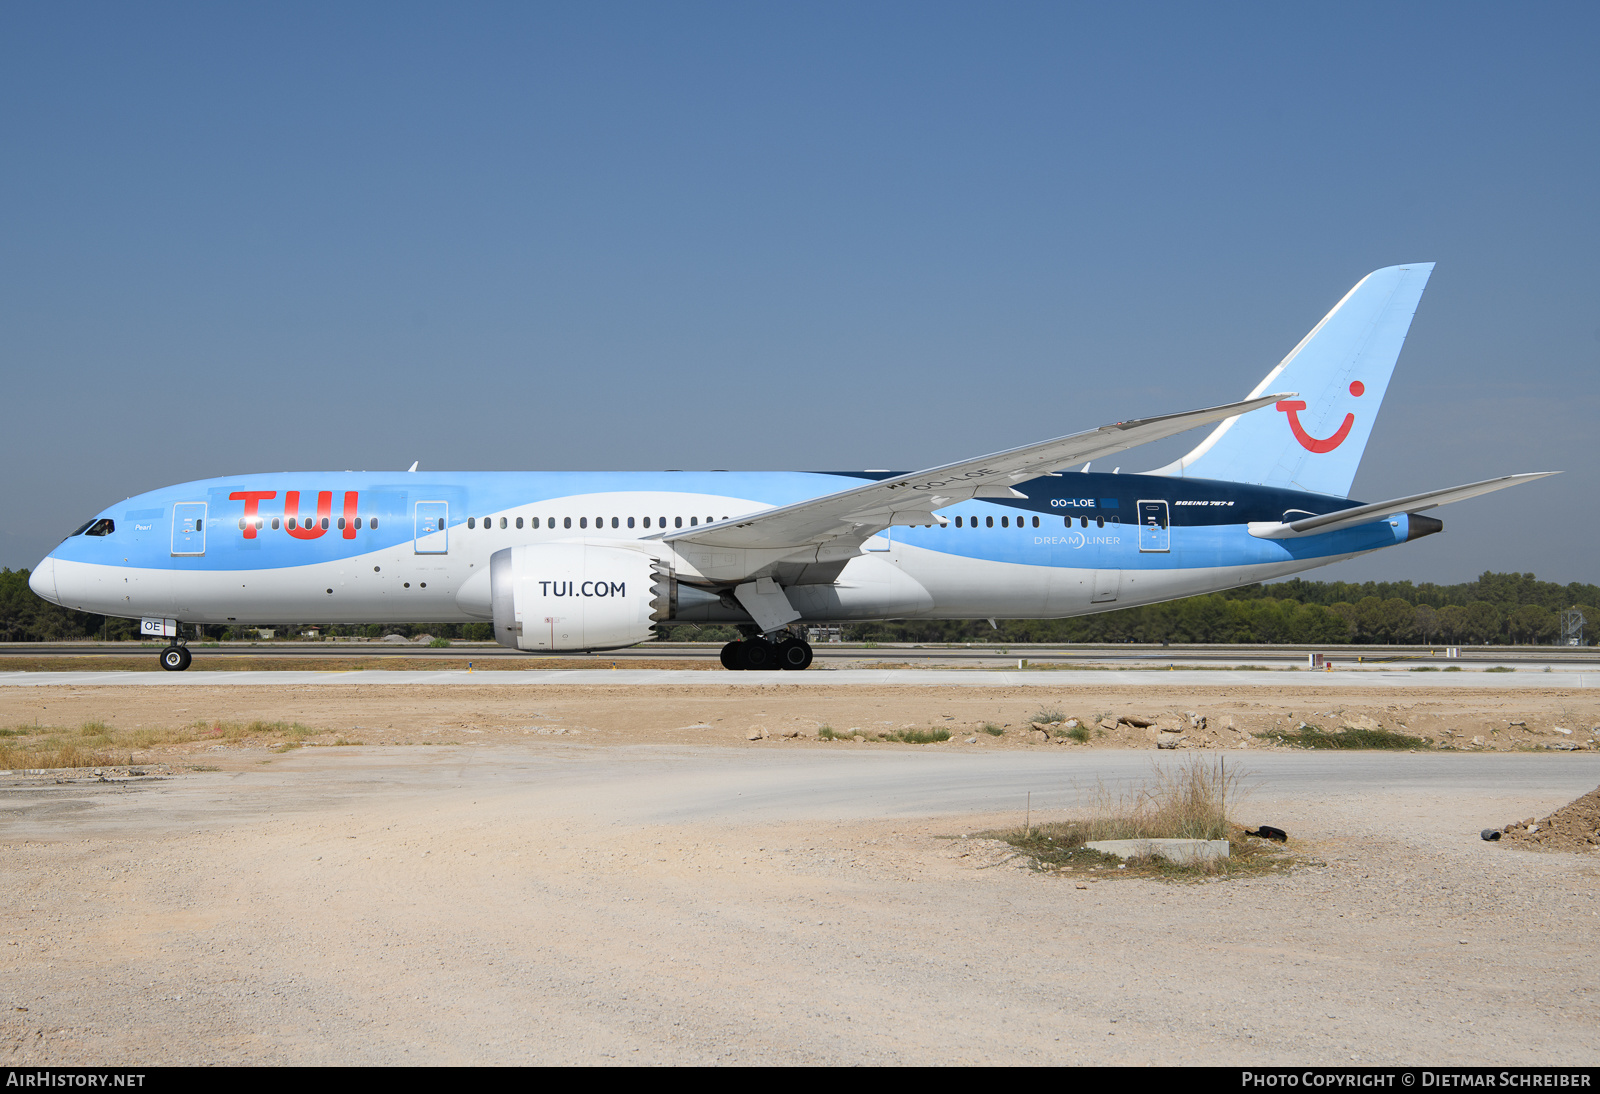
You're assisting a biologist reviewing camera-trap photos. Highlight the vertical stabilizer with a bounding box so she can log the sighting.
[1149,263,1434,497]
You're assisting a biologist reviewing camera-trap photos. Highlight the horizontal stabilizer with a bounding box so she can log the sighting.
[1247,473,1559,539]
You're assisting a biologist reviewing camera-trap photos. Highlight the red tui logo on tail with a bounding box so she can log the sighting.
[1278,381,1364,453]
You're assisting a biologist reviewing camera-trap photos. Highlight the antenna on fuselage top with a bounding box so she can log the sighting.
[407,461,419,472]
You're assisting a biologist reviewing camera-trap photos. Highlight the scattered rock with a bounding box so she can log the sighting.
[1155,732,1183,750]
[1098,718,1118,732]
[1119,715,1155,729]
[1480,829,1502,841]
[746,727,769,741]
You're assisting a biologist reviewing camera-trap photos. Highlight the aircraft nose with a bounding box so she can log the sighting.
[29,557,60,605]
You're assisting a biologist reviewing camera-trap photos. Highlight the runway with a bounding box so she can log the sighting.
[5,640,1595,669]
[2,667,1596,688]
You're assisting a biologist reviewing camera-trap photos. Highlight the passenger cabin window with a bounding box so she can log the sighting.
[611,517,619,528]
[516,517,524,529]
[531,517,540,529]
[564,517,571,529]
[985,516,993,528]
[468,518,476,529]
[580,517,588,529]
[84,518,114,537]
[642,517,651,528]
[690,517,698,526]
[674,516,682,528]
[627,517,635,528]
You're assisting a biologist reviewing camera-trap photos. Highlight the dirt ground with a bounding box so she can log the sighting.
[3,680,1599,756]
[3,681,1599,1065]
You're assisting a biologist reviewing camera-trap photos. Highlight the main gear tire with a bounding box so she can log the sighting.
[719,641,744,670]
[776,639,813,670]
[740,639,780,671]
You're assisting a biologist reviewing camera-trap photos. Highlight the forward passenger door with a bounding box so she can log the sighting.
[414,501,449,554]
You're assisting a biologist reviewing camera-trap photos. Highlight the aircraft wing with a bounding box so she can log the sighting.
[666,393,1290,556]
[1247,473,1559,539]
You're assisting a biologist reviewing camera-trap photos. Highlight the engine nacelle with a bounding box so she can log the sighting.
[489,543,668,652]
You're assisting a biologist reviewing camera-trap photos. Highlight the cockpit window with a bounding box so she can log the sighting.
[69,520,95,537]
[84,519,115,537]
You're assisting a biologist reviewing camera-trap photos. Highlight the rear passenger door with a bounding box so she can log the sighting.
[1137,500,1170,553]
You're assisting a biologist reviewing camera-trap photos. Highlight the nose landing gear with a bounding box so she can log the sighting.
[160,644,192,672]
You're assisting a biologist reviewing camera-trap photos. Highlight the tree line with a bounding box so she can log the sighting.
[1,567,1592,645]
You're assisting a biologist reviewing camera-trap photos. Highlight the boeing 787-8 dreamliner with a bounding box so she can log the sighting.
[29,264,1555,670]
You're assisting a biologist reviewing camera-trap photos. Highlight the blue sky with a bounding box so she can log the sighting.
[4,2,1596,584]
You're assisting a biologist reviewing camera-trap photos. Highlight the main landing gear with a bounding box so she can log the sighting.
[719,636,814,671]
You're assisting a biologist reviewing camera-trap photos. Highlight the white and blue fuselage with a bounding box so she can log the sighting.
[30,469,1422,628]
